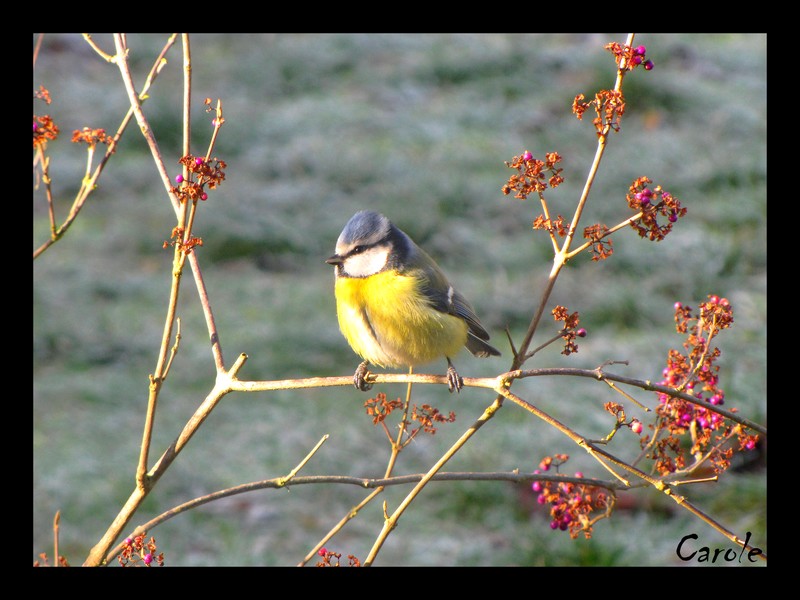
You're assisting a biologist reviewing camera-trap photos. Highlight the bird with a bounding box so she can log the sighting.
[326,210,500,393]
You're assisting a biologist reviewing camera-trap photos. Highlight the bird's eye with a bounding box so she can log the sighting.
[352,245,366,254]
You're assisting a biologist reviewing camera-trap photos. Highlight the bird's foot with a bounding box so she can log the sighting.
[446,360,464,393]
[354,361,373,391]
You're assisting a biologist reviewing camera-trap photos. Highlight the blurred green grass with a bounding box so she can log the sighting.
[33,33,766,566]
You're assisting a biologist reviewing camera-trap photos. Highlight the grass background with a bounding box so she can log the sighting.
[33,33,766,566]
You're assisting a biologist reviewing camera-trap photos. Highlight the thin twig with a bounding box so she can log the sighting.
[278,435,329,487]
[188,252,225,372]
[83,34,117,62]
[302,368,417,564]
[34,34,177,259]
[496,385,765,561]
[33,33,45,67]
[601,377,650,411]
[107,468,621,565]
[514,34,637,363]
[298,487,384,566]
[363,396,504,565]
[84,354,249,566]
[53,510,60,567]
[111,33,188,489]
[224,368,765,435]
[565,211,642,261]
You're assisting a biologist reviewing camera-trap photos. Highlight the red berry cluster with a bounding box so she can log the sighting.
[552,306,583,355]
[502,151,564,200]
[172,154,227,203]
[582,223,613,261]
[644,296,758,475]
[572,89,626,135]
[572,42,653,136]
[530,455,611,539]
[33,86,59,150]
[33,552,69,567]
[364,392,403,425]
[604,401,643,436]
[163,225,204,252]
[364,392,455,441]
[532,214,568,237]
[411,403,456,434]
[116,532,164,567]
[627,176,687,241]
[33,115,60,149]
[71,126,111,147]
[605,42,654,72]
[316,547,361,567]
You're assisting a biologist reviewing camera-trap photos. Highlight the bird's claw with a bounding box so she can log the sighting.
[354,361,373,391]
[446,363,464,393]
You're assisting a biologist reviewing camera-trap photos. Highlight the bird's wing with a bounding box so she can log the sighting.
[412,253,501,358]
[410,248,491,341]
[448,288,491,341]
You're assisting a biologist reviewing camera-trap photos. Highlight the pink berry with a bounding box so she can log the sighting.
[644,60,654,71]
[634,45,646,55]
[631,421,643,434]
[195,157,203,166]
[201,192,208,201]
[318,548,327,556]
[143,553,153,565]
[522,151,533,161]
[175,174,184,184]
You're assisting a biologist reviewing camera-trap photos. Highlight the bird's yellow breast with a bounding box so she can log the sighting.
[334,270,468,368]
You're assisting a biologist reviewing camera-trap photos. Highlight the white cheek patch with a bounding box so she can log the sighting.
[343,246,390,278]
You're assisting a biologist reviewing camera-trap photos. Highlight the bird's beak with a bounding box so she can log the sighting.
[325,254,343,266]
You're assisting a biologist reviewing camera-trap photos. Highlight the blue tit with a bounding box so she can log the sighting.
[326,210,500,393]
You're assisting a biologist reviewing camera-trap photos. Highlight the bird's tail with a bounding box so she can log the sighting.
[466,333,501,358]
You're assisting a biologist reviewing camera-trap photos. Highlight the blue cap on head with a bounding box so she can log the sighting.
[338,211,392,248]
